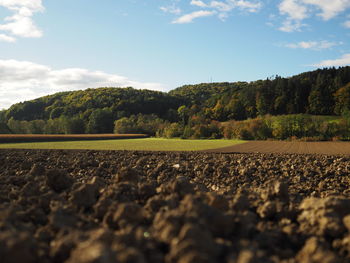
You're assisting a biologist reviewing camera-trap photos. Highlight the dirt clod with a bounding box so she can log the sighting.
[46,169,73,192]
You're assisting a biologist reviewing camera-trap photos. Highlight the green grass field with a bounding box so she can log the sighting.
[0,138,244,151]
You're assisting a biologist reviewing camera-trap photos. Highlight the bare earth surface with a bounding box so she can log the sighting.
[207,141,350,155]
[1,149,350,262]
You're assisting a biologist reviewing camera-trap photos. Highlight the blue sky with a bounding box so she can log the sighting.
[0,0,349,109]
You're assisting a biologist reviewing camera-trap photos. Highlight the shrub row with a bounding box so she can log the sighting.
[222,114,350,141]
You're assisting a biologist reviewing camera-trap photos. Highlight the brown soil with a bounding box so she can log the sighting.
[1,149,350,263]
[207,141,350,155]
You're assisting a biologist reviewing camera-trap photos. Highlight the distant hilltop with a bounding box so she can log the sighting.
[0,66,349,137]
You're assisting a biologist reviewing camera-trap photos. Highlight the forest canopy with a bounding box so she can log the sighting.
[1,66,350,140]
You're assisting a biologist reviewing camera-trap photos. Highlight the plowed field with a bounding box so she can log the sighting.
[207,141,350,155]
[1,149,350,262]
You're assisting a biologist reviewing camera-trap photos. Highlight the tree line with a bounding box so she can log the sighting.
[0,67,350,140]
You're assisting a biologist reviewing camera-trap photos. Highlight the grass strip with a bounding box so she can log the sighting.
[0,138,244,151]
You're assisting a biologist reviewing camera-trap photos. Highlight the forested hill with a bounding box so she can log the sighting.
[2,87,184,122]
[0,66,350,135]
[170,66,350,120]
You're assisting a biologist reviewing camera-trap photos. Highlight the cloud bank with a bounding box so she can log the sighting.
[162,0,262,24]
[285,40,342,50]
[278,0,350,32]
[0,59,166,110]
[0,0,44,42]
[312,54,350,67]
[162,0,350,32]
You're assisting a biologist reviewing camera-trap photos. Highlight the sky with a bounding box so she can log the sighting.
[0,0,349,110]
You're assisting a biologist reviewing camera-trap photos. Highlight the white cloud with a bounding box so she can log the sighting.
[210,0,261,13]
[0,0,44,11]
[0,15,43,38]
[0,33,15,42]
[172,10,215,24]
[211,1,232,12]
[0,0,44,40]
[191,0,208,8]
[160,5,182,15]
[312,53,350,67]
[171,0,261,24]
[285,40,341,50]
[279,0,308,20]
[278,0,350,32]
[302,0,350,20]
[279,19,304,32]
[234,0,262,12]
[0,59,166,110]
